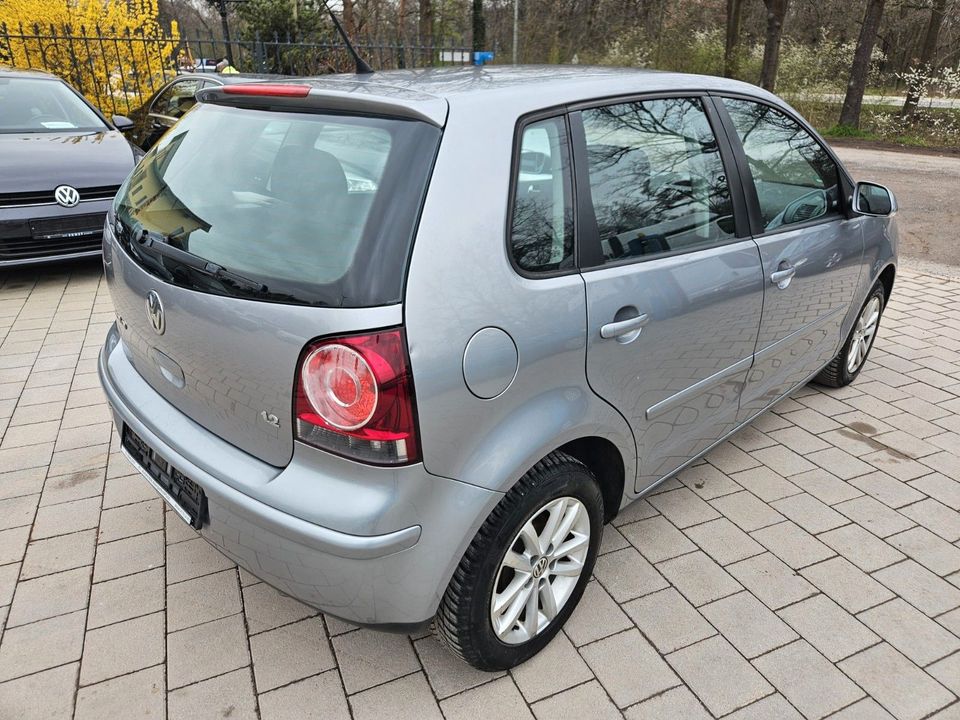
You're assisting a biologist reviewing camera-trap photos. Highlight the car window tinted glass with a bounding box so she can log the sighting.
[0,77,106,133]
[114,103,440,307]
[721,98,841,231]
[152,80,202,118]
[581,97,735,263]
[510,117,574,272]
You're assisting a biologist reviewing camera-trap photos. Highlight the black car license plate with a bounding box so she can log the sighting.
[30,213,104,239]
[122,426,208,529]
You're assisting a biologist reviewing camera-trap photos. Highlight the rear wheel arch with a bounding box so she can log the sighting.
[556,436,625,523]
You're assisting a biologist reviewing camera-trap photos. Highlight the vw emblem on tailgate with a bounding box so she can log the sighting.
[146,291,165,335]
[54,184,80,208]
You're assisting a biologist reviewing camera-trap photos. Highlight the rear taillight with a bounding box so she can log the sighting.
[295,328,419,466]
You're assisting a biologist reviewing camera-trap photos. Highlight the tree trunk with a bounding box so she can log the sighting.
[418,0,433,45]
[724,0,743,78]
[902,0,948,117]
[472,0,485,52]
[343,0,356,36]
[760,0,789,91]
[839,0,886,128]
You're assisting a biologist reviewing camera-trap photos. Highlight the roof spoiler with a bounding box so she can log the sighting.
[195,82,448,127]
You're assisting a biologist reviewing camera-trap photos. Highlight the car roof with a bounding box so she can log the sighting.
[0,66,62,80]
[304,65,768,98]
[258,65,785,127]
[199,65,792,129]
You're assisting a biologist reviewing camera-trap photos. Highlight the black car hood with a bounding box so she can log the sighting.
[0,130,136,193]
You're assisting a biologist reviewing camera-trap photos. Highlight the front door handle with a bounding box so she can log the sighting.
[601,313,650,340]
[770,263,796,290]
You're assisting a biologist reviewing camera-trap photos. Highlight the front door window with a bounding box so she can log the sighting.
[721,98,841,231]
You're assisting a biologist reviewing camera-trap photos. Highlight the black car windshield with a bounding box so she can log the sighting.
[0,77,108,133]
[114,102,440,307]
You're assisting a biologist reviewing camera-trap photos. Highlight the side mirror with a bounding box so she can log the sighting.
[112,115,134,133]
[853,182,896,217]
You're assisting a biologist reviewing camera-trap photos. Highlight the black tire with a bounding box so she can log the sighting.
[434,451,604,670]
[814,282,886,388]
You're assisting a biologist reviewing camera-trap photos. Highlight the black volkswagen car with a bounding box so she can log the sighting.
[0,67,140,266]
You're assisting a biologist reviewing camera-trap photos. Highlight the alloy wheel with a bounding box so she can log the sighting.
[846,295,882,375]
[489,496,590,644]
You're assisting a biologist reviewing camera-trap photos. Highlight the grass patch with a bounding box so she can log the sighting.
[805,103,959,149]
[821,124,879,140]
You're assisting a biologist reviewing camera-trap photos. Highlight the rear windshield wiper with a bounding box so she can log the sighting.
[137,230,268,295]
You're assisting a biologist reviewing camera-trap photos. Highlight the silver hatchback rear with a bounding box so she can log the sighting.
[100,68,897,670]
[99,82,502,631]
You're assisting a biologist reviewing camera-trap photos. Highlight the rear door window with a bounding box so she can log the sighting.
[580,97,736,263]
[114,103,440,307]
[720,98,841,232]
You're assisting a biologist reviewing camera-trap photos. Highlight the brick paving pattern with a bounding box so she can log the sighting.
[1,261,959,719]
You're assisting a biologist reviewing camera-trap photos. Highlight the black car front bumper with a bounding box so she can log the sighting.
[0,198,111,266]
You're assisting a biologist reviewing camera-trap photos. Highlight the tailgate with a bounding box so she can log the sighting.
[106,243,400,466]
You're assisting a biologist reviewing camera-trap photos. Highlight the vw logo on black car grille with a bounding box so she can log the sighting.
[53,185,80,208]
[146,290,165,335]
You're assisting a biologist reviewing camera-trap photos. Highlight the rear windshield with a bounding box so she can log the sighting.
[114,102,440,307]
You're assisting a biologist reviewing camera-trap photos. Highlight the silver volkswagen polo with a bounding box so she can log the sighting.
[99,66,897,670]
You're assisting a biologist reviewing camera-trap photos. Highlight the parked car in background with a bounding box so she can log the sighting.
[192,58,220,74]
[127,72,281,150]
[0,67,140,266]
[98,67,897,670]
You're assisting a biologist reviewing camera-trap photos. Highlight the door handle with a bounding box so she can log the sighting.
[601,313,649,340]
[770,264,796,290]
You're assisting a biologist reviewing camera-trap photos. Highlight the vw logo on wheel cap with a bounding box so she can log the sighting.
[53,184,80,208]
[145,290,165,335]
[532,556,548,579]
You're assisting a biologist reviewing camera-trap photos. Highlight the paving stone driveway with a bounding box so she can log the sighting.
[0,260,959,720]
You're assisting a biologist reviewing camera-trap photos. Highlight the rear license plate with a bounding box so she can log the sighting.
[122,426,208,529]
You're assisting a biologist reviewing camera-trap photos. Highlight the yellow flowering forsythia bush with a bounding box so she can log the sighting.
[0,0,180,115]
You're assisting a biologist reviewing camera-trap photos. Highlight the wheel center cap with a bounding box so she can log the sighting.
[532,557,548,579]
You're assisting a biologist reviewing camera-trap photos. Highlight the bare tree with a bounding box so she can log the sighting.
[419,0,433,44]
[343,0,356,36]
[902,0,949,116]
[398,0,409,45]
[724,0,743,78]
[472,0,485,52]
[760,0,789,91]
[839,0,886,128]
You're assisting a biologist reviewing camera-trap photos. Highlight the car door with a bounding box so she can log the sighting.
[140,78,206,150]
[575,95,765,492]
[714,97,864,423]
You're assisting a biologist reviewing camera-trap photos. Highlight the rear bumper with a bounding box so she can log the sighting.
[98,323,501,627]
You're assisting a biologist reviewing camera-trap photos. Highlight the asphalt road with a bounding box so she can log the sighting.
[832,144,960,272]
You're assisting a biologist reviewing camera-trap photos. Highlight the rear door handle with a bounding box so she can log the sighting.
[770,264,796,290]
[601,313,650,340]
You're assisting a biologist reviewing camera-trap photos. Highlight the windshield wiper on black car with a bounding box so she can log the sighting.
[137,230,271,296]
